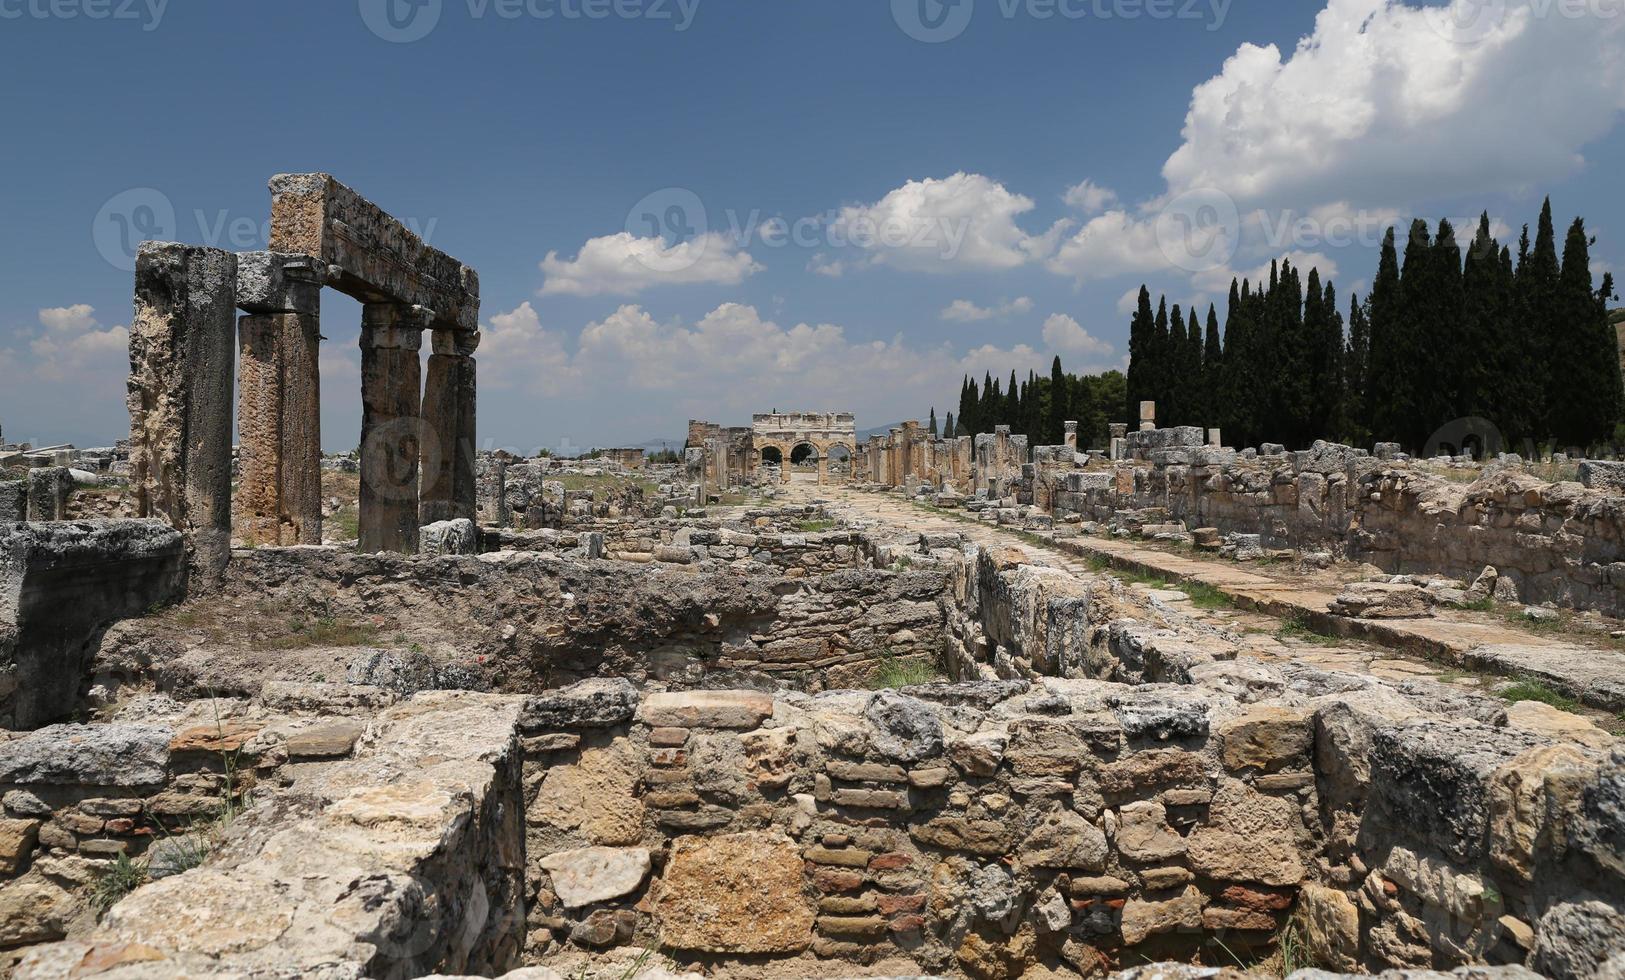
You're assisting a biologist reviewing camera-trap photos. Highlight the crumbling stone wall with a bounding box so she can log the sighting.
[0,521,183,730]
[210,531,955,693]
[1040,441,1625,616]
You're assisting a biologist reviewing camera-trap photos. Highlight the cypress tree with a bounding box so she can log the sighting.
[1007,370,1020,427]
[1221,279,1257,447]
[1552,217,1620,447]
[1165,303,1184,425]
[1047,356,1067,445]
[1522,201,1562,444]
[1203,304,1223,433]
[1460,215,1501,428]
[1152,296,1170,426]
[1186,308,1204,425]
[982,373,999,430]
[928,407,939,440]
[1344,294,1371,446]
[944,412,955,442]
[957,375,973,437]
[1126,287,1154,422]
[1424,219,1466,440]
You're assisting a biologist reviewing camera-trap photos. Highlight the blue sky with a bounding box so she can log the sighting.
[2,0,1622,452]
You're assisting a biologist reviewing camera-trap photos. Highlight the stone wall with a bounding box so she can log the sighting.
[1,521,184,730]
[8,690,526,978]
[3,539,1621,978]
[1041,441,1625,616]
[212,530,955,693]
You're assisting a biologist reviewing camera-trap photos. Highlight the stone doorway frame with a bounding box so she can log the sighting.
[128,174,481,580]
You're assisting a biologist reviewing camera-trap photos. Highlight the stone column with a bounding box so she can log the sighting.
[359,303,425,554]
[236,314,283,544]
[1064,421,1079,452]
[129,243,237,587]
[816,455,828,485]
[1140,401,1157,432]
[421,328,479,524]
[236,252,323,546]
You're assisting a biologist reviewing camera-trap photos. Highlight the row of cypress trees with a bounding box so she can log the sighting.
[1126,200,1622,453]
[941,362,1127,450]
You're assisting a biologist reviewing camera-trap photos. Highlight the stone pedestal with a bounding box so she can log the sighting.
[128,243,237,587]
[1140,401,1157,432]
[1064,421,1079,452]
[359,304,425,554]
[421,329,479,524]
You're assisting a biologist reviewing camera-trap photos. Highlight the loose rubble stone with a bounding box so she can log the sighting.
[538,847,651,908]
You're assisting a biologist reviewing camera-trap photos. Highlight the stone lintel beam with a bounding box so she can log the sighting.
[236,251,325,315]
[268,173,479,332]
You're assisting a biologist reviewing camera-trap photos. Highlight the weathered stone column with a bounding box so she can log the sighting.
[128,243,237,587]
[816,455,828,485]
[1064,421,1079,452]
[359,303,425,554]
[421,329,479,524]
[1140,401,1157,432]
[237,252,324,546]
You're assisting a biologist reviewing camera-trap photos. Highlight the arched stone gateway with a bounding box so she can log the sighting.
[686,412,858,490]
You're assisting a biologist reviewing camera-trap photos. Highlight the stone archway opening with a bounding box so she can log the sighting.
[759,445,783,483]
[825,444,852,484]
[789,443,820,482]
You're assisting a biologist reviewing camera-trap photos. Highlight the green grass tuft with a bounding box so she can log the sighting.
[1499,679,1579,713]
[867,652,943,689]
[1275,614,1343,646]
[90,851,147,916]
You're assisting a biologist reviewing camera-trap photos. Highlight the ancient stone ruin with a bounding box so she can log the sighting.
[2,182,1625,980]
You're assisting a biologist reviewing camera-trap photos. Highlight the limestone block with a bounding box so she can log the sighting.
[25,468,72,521]
[521,678,639,730]
[1185,780,1307,886]
[538,846,651,908]
[651,832,814,954]
[1218,705,1313,772]
[1119,885,1204,945]
[1114,801,1186,862]
[420,518,478,557]
[0,723,171,786]
[0,480,25,522]
[1017,806,1108,871]
[528,740,645,846]
[235,251,323,315]
[639,690,772,730]
[0,817,40,873]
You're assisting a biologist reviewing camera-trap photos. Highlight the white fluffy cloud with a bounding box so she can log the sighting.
[1164,0,1625,210]
[940,297,1034,322]
[474,300,1114,440]
[1041,314,1114,360]
[1062,180,1120,215]
[1049,0,1625,288]
[0,306,131,445]
[827,173,1068,274]
[539,231,762,297]
[480,301,579,394]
